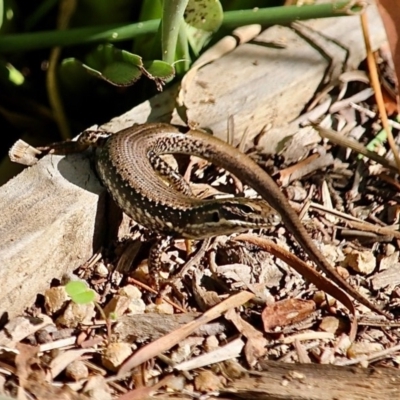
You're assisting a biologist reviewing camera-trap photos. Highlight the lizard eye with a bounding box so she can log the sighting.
[212,211,220,223]
[239,205,254,214]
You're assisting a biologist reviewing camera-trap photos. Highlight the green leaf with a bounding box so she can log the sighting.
[64,44,175,87]
[71,291,96,304]
[65,281,96,305]
[143,60,175,80]
[83,44,143,86]
[184,0,223,32]
[65,281,88,297]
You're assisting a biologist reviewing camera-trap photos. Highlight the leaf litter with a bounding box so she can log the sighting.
[3,45,400,400]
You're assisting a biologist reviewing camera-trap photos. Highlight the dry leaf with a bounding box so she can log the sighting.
[261,299,316,332]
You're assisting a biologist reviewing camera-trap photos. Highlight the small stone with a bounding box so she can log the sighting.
[131,261,151,284]
[83,375,112,400]
[194,370,224,392]
[44,287,69,315]
[348,342,384,358]
[128,298,146,314]
[152,302,174,315]
[119,285,142,299]
[36,325,58,344]
[57,302,95,328]
[164,375,186,391]
[36,329,52,344]
[345,250,376,275]
[171,344,190,363]
[313,291,336,307]
[319,316,347,335]
[95,262,109,278]
[103,295,131,319]
[101,342,132,372]
[204,335,219,351]
[65,360,89,381]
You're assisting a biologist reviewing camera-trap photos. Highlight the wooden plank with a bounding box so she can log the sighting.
[0,153,104,317]
[0,5,386,317]
[179,8,385,149]
[145,360,400,400]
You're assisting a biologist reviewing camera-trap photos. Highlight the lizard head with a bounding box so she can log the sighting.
[182,198,281,239]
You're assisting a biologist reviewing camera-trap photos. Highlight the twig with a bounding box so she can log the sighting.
[311,123,398,173]
[360,11,400,173]
[310,202,400,240]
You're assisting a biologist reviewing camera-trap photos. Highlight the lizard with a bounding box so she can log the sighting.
[32,122,391,319]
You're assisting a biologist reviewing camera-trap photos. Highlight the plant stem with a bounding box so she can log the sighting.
[0,1,364,53]
[161,0,189,64]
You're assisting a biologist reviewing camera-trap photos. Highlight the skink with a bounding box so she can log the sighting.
[42,122,391,318]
